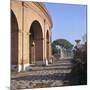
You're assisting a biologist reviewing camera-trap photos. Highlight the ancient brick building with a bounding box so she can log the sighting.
[11,0,53,72]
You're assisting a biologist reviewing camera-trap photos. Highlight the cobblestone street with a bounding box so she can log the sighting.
[11,57,76,90]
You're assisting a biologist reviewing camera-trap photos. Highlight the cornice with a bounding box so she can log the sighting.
[11,0,53,28]
[33,2,53,28]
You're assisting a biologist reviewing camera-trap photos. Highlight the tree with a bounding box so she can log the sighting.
[52,39,73,55]
[51,43,58,55]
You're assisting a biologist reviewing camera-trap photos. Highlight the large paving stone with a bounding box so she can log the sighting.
[11,58,74,89]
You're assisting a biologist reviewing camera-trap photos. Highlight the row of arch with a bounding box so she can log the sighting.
[11,10,50,67]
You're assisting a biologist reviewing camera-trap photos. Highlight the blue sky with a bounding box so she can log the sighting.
[45,3,87,45]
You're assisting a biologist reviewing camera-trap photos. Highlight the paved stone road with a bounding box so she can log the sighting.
[11,58,74,90]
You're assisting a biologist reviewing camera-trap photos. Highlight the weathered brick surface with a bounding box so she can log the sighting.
[11,1,52,71]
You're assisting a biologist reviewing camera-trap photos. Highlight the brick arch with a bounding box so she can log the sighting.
[26,18,44,39]
[29,20,43,64]
[11,10,18,70]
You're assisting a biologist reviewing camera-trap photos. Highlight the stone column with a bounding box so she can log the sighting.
[59,46,64,59]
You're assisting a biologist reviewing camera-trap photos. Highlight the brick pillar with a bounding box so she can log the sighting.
[18,31,23,72]
[49,42,52,63]
[22,32,30,71]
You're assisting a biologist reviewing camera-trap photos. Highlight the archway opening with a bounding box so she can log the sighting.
[11,10,18,69]
[46,30,49,61]
[29,21,43,64]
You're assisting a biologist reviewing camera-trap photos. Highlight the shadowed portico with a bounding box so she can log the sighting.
[29,20,43,65]
[11,10,18,71]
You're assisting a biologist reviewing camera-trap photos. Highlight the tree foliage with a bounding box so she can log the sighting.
[52,39,73,55]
